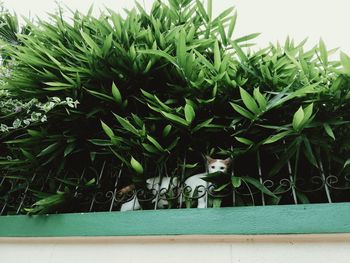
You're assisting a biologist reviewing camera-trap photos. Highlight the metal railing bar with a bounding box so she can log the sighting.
[178,154,186,209]
[257,151,265,206]
[16,173,36,215]
[109,164,123,212]
[89,161,106,212]
[287,159,298,205]
[318,158,332,203]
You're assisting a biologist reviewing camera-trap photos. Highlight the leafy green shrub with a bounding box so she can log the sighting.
[1,0,350,214]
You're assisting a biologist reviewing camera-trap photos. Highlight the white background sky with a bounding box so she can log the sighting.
[2,0,350,55]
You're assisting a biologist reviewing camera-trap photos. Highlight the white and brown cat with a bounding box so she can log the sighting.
[119,156,231,211]
[183,156,231,208]
[119,176,177,211]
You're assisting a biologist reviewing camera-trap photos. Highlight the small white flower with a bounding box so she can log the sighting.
[0,124,9,132]
[31,112,42,121]
[65,97,79,108]
[40,115,47,122]
[23,119,31,126]
[42,101,55,112]
[12,119,21,128]
[52,97,61,103]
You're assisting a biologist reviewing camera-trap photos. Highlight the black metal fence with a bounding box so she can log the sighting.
[1,151,350,216]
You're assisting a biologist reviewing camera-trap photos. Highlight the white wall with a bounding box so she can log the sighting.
[2,0,350,54]
[1,234,350,263]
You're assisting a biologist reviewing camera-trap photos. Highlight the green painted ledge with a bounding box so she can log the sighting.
[0,203,350,237]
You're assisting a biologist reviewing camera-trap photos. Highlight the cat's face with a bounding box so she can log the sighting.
[206,156,232,173]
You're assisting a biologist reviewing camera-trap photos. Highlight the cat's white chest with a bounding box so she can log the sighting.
[183,173,210,208]
[184,173,208,189]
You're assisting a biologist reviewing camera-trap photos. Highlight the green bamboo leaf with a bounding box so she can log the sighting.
[45,52,62,68]
[179,163,197,169]
[102,33,113,56]
[235,136,253,145]
[101,121,114,139]
[191,118,214,133]
[27,129,43,137]
[88,139,114,146]
[269,140,299,177]
[186,25,196,42]
[319,38,328,66]
[161,111,188,127]
[263,130,292,144]
[109,147,129,166]
[292,106,304,131]
[34,193,65,206]
[142,143,159,154]
[193,50,214,69]
[330,76,343,92]
[84,88,114,102]
[154,95,172,111]
[207,0,212,21]
[138,49,178,68]
[230,40,248,62]
[214,182,230,192]
[292,83,320,97]
[80,31,101,55]
[131,113,143,128]
[211,7,234,24]
[162,124,172,137]
[300,103,313,127]
[140,89,154,100]
[340,52,350,75]
[285,50,301,69]
[239,87,259,114]
[217,21,227,46]
[323,123,335,140]
[211,198,221,208]
[344,159,350,168]
[113,114,139,136]
[37,142,60,157]
[64,143,75,157]
[214,40,221,71]
[196,0,209,22]
[167,137,180,151]
[111,82,122,105]
[4,138,34,144]
[296,191,310,204]
[177,29,187,67]
[147,135,165,152]
[253,87,267,110]
[85,178,96,186]
[184,103,195,124]
[227,11,237,38]
[44,82,72,87]
[241,176,277,198]
[0,159,26,165]
[43,86,71,91]
[130,156,144,174]
[231,176,241,188]
[234,33,260,43]
[21,148,35,161]
[302,137,319,168]
[147,103,162,113]
[230,102,254,120]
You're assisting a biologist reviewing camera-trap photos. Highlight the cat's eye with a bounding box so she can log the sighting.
[220,167,225,170]
[211,166,215,169]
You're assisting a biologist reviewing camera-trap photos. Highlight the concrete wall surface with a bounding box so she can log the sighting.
[0,234,349,263]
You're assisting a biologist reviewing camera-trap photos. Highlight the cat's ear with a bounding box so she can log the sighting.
[205,155,215,164]
[223,157,232,166]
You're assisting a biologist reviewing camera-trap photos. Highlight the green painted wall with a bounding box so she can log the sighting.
[0,203,350,237]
